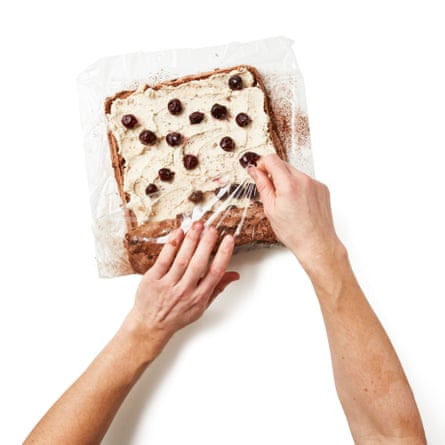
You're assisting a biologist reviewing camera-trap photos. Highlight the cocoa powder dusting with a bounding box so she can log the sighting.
[263,73,311,151]
[295,113,310,145]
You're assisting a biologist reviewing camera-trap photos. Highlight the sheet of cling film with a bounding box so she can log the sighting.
[77,37,313,277]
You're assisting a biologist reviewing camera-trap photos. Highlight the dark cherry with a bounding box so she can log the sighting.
[158,168,175,181]
[228,75,243,90]
[189,111,205,124]
[230,183,244,199]
[211,103,228,119]
[183,154,199,170]
[168,98,183,115]
[145,183,159,196]
[219,136,235,151]
[166,132,183,146]
[139,129,157,145]
[214,186,229,200]
[121,114,138,129]
[188,190,204,203]
[239,151,260,168]
[236,112,250,127]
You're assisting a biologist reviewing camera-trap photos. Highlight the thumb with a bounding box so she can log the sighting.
[247,166,275,208]
[207,271,240,306]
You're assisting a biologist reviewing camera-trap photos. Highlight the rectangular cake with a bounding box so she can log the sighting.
[105,65,286,274]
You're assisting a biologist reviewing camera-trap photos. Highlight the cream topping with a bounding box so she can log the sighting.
[107,67,276,224]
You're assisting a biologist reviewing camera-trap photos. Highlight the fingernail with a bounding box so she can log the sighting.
[192,221,203,231]
[222,234,234,246]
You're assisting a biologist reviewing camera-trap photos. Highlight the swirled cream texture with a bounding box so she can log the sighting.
[107,67,276,225]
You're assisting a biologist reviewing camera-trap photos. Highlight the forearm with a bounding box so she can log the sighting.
[24,312,166,445]
[249,155,425,442]
[309,247,426,444]
[24,225,237,445]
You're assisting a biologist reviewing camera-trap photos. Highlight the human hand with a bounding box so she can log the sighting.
[248,154,345,276]
[127,222,239,355]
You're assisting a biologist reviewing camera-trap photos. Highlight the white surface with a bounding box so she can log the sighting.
[1,1,444,444]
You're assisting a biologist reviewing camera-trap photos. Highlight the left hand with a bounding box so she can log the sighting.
[127,221,239,354]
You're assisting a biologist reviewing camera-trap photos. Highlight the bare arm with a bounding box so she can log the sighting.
[24,223,239,445]
[248,154,426,444]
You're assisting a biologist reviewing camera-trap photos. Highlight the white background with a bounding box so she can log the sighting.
[1,1,444,444]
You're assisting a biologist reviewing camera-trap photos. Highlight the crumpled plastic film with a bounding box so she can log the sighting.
[77,37,313,277]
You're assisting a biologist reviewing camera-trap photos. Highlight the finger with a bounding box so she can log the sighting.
[166,221,204,283]
[247,165,275,208]
[181,225,219,286]
[207,271,240,306]
[255,153,296,192]
[197,234,235,299]
[150,228,185,279]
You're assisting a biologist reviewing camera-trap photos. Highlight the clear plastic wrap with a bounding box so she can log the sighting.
[77,37,313,277]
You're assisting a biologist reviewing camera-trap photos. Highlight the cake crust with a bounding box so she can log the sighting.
[105,65,287,274]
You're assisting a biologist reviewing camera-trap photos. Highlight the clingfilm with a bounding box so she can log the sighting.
[77,37,313,277]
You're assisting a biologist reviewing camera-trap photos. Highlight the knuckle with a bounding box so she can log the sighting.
[314,180,330,200]
[208,265,225,280]
[156,257,171,271]
[175,257,189,270]
[299,172,313,189]
[189,262,204,277]
[267,153,281,166]
[322,183,331,197]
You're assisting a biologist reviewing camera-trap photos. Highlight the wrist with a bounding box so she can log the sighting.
[120,309,173,364]
[301,241,354,300]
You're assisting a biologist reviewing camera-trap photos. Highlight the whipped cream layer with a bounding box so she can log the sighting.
[107,67,277,225]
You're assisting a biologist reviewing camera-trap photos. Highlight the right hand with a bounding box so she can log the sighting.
[248,154,345,276]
